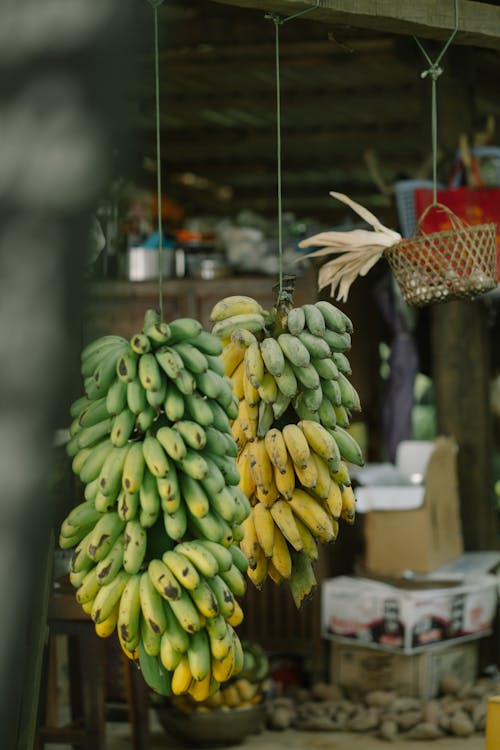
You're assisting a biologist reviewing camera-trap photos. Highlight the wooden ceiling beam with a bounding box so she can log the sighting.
[212,0,500,51]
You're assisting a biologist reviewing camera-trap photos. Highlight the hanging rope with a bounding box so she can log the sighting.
[148,0,165,318]
[265,2,319,302]
[413,0,459,206]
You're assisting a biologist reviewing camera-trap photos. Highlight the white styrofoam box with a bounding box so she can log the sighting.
[321,575,498,654]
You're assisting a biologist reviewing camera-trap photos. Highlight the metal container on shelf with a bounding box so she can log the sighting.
[175,228,230,279]
[121,233,175,281]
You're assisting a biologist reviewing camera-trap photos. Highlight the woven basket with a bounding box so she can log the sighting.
[385,203,498,306]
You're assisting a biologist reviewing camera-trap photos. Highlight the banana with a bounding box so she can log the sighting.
[138,352,163,392]
[142,307,161,332]
[188,669,213,702]
[177,450,209,481]
[229,543,249,574]
[187,628,211,682]
[244,342,265,389]
[218,564,247,598]
[130,332,152,354]
[323,328,351,353]
[297,330,331,359]
[200,456,226,497]
[289,489,335,542]
[294,516,319,561]
[168,588,202,634]
[162,549,200,590]
[148,559,182,602]
[278,333,311,368]
[271,526,292,578]
[84,478,99,503]
[212,642,236,683]
[315,299,352,333]
[230,327,258,348]
[146,381,167,410]
[91,569,130,624]
[220,340,245,377]
[116,349,139,383]
[312,357,339,381]
[183,392,214,427]
[139,622,161,659]
[160,631,182,671]
[228,625,244,676]
[189,579,219,619]
[117,489,139,521]
[293,454,318,490]
[294,398,320,424]
[299,420,337,462]
[212,313,266,340]
[198,540,233,572]
[282,424,310,469]
[142,435,170,478]
[206,485,237,523]
[300,385,323,414]
[290,363,321,393]
[324,479,342,519]
[340,483,356,524]
[174,368,196,396]
[75,567,100,605]
[267,560,283,585]
[180,474,210,519]
[258,372,278,404]
[271,390,291,419]
[303,303,326,337]
[69,568,88,588]
[136,406,157,433]
[332,351,352,375]
[163,504,187,541]
[236,444,255,498]
[210,295,264,322]
[94,489,117,513]
[167,317,203,344]
[144,321,171,346]
[243,369,260,407]
[252,502,275,558]
[172,342,208,375]
[72,447,92,477]
[270,500,303,551]
[190,331,223,357]
[257,401,274,438]
[70,395,92,419]
[175,540,219,578]
[207,399,232,435]
[254,476,279,508]
[163,383,184,423]
[76,417,113,450]
[155,346,184,379]
[286,306,306,336]
[87,511,124,562]
[231,361,245,400]
[240,514,259,569]
[318,396,337,429]
[226,598,244,627]
[171,654,194,695]
[138,640,170,691]
[310,452,331,500]
[330,425,364,466]
[98,444,129,497]
[123,519,147,574]
[117,573,142,651]
[322,377,342,407]
[126,379,147,415]
[196,369,224,400]
[273,455,295,500]
[248,439,273,499]
[62,501,101,537]
[163,600,190,651]
[237,399,258,442]
[205,354,225,377]
[206,452,240,487]
[70,532,95,574]
[188,510,225,545]
[95,604,119,638]
[110,409,135,447]
[139,571,167,636]
[204,426,229,458]
[93,346,127,393]
[247,543,268,589]
[172,420,205,451]
[81,334,128,364]
[337,371,361,411]
[275,361,297,400]
[330,460,351,486]
[119,441,145,494]
[106,378,128,416]
[333,404,351,428]
[259,336,286,378]
[78,397,109,429]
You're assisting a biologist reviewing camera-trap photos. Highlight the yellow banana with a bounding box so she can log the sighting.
[270,500,303,552]
[299,420,337,462]
[324,479,342,519]
[230,360,245,400]
[171,654,194,695]
[247,543,268,589]
[220,340,245,377]
[293,454,318,490]
[340,483,356,524]
[248,439,273,499]
[271,526,292,579]
[252,502,275,558]
[211,640,235,683]
[244,342,265,389]
[237,399,258,442]
[282,424,310,469]
[268,559,284,585]
[289,488,335,543]
[258,372,278,403]
[254,476,279,507]
[188,669,213,702]
[243,368,260,406]
[237,444,255,498]
[294,516,319,561]
[240,514,259,569]
[310,452,331,500]
[226,598,244,627]
[273,456,295,500]
[264,428,288,474]
[94,603,119,638]
[210,295,264,322]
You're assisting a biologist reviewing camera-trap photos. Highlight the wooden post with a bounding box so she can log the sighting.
[431,300,496,550]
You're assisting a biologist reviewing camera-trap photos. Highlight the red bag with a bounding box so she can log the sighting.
[414,159,500,281]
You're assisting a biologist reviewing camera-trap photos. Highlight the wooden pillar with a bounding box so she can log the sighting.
[431,299,496,550]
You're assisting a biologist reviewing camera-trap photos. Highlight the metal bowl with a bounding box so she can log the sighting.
[154,702,266,747]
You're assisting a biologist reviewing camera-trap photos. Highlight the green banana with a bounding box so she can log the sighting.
[175,540,219,578]
[155,346,184,379]
[98,444,129,497]
[179,474,210,519]
[330,425,364,466]
[163,601,190,651]
[172,342,208,374]
[173,368,196,396]
[312,357,339,380]
[148,559,182,602]
[156,425,187,461]
[198,540,233,572]
[146,378,167,407]
[275,361,297,399]
[163,505,187,541]
[188,510,225,544]
[315,300,351,333]
[106,378,128,416]
[86,511,124,562]
[138,640,171,695]
[318,396,337,429]
[207,574,236,618]
[136,406,157,433]
[69,395,91,419]
[142,435,170,478]
[205,353,225,376]
[303,303,326,337]
[75,567,100,605]
[78,397,109,428]
[207,399,231,434]
[162,549,200,590]
[138,352,163,392]
[76,418,113,450]
[177,450,209,481]
[140,570,168,635]
[91,569,130,624]
[322,377,342,407]
[195,369,224,400]
[297,330,331,359]
[257,400,274,438]
[93,346,128,392]
[116,349,139,383]
[127,379,147,414]
[121,441,146,494]
[206,485,237,523]
[140,614,162,657]
[123,519,147,574]
[144,321,171,346]
[286,306,306,335]
[172,421,206,451]
[278,333,310,368]
[337,371,361,411]
[110,409,136,447]
[164,382,185,421]
[259,336,286,377]
[323,328,351,353]
[229,543,249,574]
[332,351,352,375]
[117,573,142,650]
[130,332,152,354]
[117,490,139,522]
[188,579,219,619]
[183,393,214,427]
[167,318,203,344]
[218,564,247,598]
[156,464,180,511]
[189,331,223,356]
[168,588,202,634]
[204,452,239,486]
[200,456,226,497]
[187,628,211,682]
[290,361,321,391]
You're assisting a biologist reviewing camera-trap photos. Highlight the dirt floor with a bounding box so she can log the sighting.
[75,713,486,750]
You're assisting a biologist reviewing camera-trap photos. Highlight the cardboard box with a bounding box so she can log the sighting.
[329,640,479,699]
[363,437,463,575]
[321,574,497,654]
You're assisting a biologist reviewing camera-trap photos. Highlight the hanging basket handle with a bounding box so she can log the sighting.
[416,201,467,236]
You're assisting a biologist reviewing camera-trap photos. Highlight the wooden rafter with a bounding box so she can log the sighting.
[212,0,500,51]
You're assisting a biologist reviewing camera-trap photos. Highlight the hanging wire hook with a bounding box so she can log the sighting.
[265,1,319,302]
[413,0,459,206]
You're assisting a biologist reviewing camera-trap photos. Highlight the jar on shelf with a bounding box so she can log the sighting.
[175,229,230,280]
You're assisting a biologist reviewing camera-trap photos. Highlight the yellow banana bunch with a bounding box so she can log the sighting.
[210,293,363,608]
[62,306,251,697]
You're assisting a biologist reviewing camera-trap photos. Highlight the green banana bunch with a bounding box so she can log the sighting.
[61,306,250,697]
